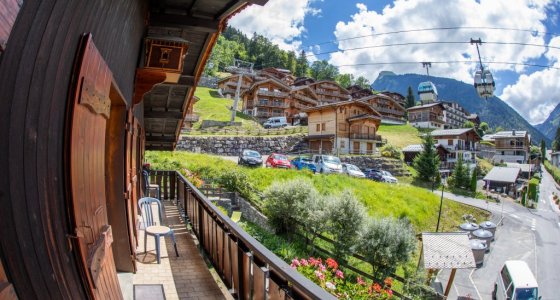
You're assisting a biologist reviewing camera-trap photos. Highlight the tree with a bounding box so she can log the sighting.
[450,156,469,189]
[413,133,440,182]
[479,122,489,133]
[554,127,560,151]
[357,217,416,278]
[463,121,475,128]
[541,139,546,161]
[295,50,309,77]
[495,126,504,133]
[406,86,416,108]
[326,190,366,261]
[310,60,339,80]
[354,76,370,89]
[335,73,354,88]
[470,167,478,192]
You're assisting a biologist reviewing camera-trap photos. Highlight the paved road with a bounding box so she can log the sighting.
[436,166,560,299]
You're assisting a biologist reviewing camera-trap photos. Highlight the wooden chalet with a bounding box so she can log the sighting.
[431,128,481,167]
[257,67,295,85]
[307,80,351,104]
[402,144,450,165]
[0,1,335,299]
[346,85,373,99]
[217,73,254,98]
[304,100,382,154]
[288,85,319,123]
[407,102,446,129]
[242,77,291,121]
[359,93,406,124]
[382,91,407,108]
[293,76,315,86]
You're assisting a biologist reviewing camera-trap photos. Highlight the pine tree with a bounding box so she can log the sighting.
[295,50,309,77]
[451,156,469,189]
[413,133,440,182]
[554,127,560,151]
[470,167,477,192]
[406,86,416,108]
[540,139,546,161]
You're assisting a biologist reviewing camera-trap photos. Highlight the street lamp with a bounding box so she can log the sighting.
[435,173,447,232]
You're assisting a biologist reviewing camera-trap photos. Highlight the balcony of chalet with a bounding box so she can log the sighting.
[256,100,289,108]
[292,93,318,105]
[256,90,288,98]
[127,171,334,300]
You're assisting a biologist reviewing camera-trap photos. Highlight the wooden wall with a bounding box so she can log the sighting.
[0,0,147,298]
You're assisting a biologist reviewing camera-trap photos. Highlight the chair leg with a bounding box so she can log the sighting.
[170,232,179,257]
[144,231,148,254]
[155,234,161,264]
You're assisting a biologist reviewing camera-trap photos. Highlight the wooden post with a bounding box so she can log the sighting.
[444,268,457,297]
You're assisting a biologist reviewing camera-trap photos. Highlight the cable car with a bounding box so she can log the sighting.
[418,81,438,102]
[473,68,495,99]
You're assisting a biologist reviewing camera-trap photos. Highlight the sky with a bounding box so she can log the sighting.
[229,0,560,125]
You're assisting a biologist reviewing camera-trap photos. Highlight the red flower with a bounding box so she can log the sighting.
[326,258,338,270]
[384,277,393,287]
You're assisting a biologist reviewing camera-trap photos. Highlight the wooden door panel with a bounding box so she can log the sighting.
[68,35,122,299]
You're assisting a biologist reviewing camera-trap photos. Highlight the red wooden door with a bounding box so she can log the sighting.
[68,35,123,299]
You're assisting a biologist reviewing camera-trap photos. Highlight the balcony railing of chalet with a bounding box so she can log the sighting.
[292,93,318,105]
[226,82,251,89]
[494,142,527,150]
[184,114,200,122]
[410,115,444,123]
[350,133,382,141]
[381,115,406,123]
[444,145,479,151]
[374,106,405,116]
[255,111,284,118]
[256,90,288,98]
[257,101,289,108]
[148,170,335,300]
[292,102,311,110]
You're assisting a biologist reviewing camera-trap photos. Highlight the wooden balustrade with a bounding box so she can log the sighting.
[149,170,336,300]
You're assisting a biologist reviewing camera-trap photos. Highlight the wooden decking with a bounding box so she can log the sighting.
[132,201,230,300]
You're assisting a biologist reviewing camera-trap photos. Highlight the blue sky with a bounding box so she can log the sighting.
[230,0,560,124]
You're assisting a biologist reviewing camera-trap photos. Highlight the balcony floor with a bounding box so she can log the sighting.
[130,201,230,300]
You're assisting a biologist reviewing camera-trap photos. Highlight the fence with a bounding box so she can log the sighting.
[181,126,308,136]
[149,170,336,299]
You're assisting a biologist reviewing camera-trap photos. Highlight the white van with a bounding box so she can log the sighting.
[493,260,540,300]
[312,155,342,174]
[263,116,288,129]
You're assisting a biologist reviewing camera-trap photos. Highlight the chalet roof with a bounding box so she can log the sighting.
[308,80,351,94]
[290,86,319,100]
[431,128,475,136]
[422,232,476,269]
[483,167,521,183]
[247,77,291,92]
[347,114,381,122]
[359,94,405,110]
[402,144,449,153]
[143,0,267,150]
[505,163,533,173]
[217,74,254,84]
[492,130,528,138]
[293,77,316,86]
[303,99,382,117]
[407,102,443,111]
[467,114,479,119]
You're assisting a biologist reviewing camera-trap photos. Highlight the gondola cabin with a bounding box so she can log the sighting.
[474,68,496,99]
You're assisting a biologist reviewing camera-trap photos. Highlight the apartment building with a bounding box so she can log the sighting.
[407,102,446,129]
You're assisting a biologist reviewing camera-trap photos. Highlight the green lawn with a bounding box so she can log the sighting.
[191,87,261,130]
[146,151,490,232]
[377,124,422,149]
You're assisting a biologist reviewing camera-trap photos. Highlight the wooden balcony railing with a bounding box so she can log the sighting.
[148,170,336,300]
[350,133,382,140]
[257,101,289,108]
[256,90,288,98]
[292,93,318,105]
[255,111,285,118]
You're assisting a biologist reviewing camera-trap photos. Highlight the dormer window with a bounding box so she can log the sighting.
[159,48,172,64]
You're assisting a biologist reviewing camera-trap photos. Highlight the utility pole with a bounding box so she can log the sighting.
[227,59,254,125]
[421,62,432,78]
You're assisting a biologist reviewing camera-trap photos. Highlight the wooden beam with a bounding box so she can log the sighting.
[444,268,457,297]
[178,75,195,86]
[146,136,176,142]
[144,110,183,119]
[150,13,219,33]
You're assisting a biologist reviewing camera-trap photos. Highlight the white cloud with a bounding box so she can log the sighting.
[228,0,320,51]
[329,0,551,84]
[500,37,560,124]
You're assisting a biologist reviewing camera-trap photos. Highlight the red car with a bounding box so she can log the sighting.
[265,153,292,168]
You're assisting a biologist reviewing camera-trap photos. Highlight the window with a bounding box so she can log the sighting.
[316,124,321,131]
[340,141,345,148]
[321,123,326,130]
[448,139,453,146]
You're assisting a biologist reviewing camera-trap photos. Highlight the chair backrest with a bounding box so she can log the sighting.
[142,170,150,192]
[138,197,164,228]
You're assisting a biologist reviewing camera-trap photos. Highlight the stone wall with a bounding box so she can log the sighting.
[176,134,306,156]
[340,156,410,176]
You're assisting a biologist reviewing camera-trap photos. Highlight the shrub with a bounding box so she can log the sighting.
[305,193,332,250]
[263,179,318,235]
[326,190,367,261]
[218,168,257,202]
[380,144,401,159]
[357,217,417,278]
[527,178,539,201]
[291,257,394,299]
[449,156,469,189]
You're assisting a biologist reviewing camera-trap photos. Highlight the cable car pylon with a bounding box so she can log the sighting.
[471,38,495,99]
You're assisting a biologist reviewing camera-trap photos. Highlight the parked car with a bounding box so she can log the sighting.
[342,163,365,178]
[263,116,288,129]
[291,156,316,172]
[238,149,262,167]
[364,169,384,182]
[312,154,342,174]
[381,170,398,183]
[493,260,539,300]
[265,153,292,168]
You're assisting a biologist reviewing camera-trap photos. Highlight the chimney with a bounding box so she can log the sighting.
[512,130,516,136]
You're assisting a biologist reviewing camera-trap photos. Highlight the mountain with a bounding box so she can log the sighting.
[372,73,551,145]
[535,103,560,141]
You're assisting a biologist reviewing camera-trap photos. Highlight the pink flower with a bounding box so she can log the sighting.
[335,269,344,279]
[314,270,325,281]
[291,258,300,268]
[357,276,365,285]
[309,257,318,266]
[300,258,309,266]
[387,289,393,296]
[319,264,326,272]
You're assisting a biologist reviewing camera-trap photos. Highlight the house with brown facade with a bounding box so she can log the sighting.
[307,80,352,104]
[257,67,296,85]
[288,85,319,122]
[431,128,481,168]
[242,77,291,121]
[359,93,406,124]
[217,73,254,98]
[484,130,531,163]
[383,91,407,108]
[304,100,382,154]
[407,102,446,129]
[402,144,450,165]
[441,101,470,129]
[347,85,374,99]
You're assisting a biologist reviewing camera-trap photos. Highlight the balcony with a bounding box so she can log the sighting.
[256,101,289,108]
[350,133,382,141]
[138,170,335,300]
[292,102,312,110]
[292,93,318,105]
[374,106,405,116]
[256,90,288,98]
[255,111,285,118]
[226,81,251,89]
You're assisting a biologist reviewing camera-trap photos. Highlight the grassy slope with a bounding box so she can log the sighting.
[192,87,261,130]
[377,124,422,148]
[147,151,489,232]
